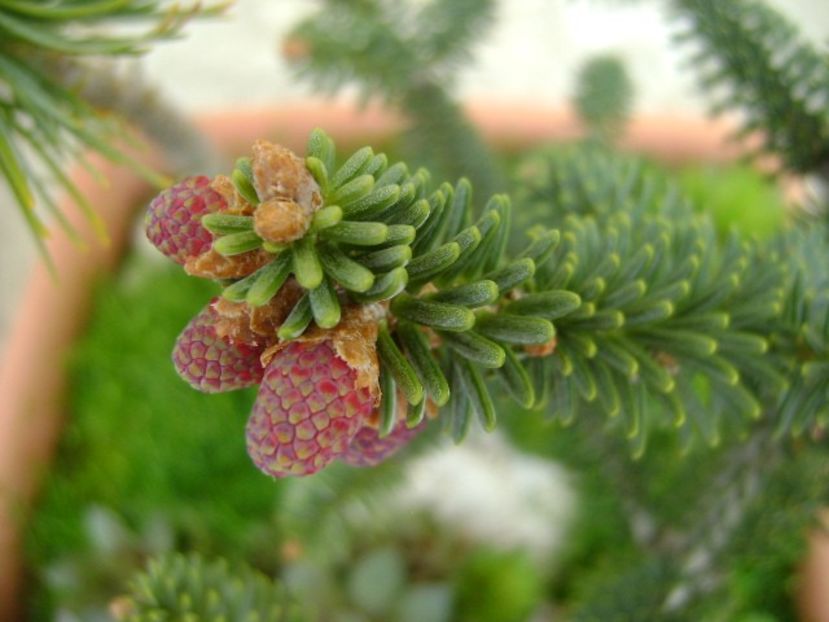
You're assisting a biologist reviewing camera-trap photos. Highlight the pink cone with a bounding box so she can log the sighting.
[172,303,264,393]
[145,176,224,265]
[339,418,425,467]
[246,341,374,478]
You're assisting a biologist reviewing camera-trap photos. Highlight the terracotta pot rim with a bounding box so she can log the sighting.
[195,100,753,165]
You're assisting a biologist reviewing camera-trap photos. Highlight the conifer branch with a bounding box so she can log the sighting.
[662,425,779,614]
[114,554,306,621]
[0,0,227,256]
[151,130,829,469]
[672,0,829,176]
[284,0,504,198]
[567,430,829,620]
[573,54,634,144]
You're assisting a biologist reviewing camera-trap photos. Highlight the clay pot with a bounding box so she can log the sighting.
[797,511,829,622]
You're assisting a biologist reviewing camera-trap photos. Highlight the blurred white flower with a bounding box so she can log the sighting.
[392,429,576,568]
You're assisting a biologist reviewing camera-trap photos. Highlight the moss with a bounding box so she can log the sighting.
[677,164,786,238]
[24,254,284,616]
[453,548,543,622]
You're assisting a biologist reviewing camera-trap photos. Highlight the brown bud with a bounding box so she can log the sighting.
[184,248,271,280]
[211,280,305,345]
[252,140,321,205]
[254,198,309,244]
[240,140,323,244]
[524,337,558,358]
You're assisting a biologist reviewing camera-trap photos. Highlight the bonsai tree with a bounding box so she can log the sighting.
[9,0,829,619]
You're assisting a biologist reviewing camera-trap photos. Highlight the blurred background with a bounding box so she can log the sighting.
[3,1,829,620]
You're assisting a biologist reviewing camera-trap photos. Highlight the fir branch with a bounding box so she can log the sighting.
[748,224,829,438]
[568,429,828,621]
[672,0,829,175]
[570,557,682,622]
[573,53,634,143]
[413,0,496,71]
[661,424,780,615]
[511,145,793,450]
[0,0,226,255]
[285,0,504,198]
[170,131,827,459]
[511,145,829,615]
[115,553,307,621]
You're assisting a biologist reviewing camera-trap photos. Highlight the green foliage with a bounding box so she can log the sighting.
[513,144,797,450]
[770,265,829,438]
[569,557,680,622]
[692,445,829,620]
[500,319,829,621]
[672,0,829,175]
[574,54,634,142]
[0,0,224,256]
[678,164,785,237]
[453,549,543,622]
[25,258,283,619]
[121,554,306,621]
[554,436,829,622]
[286,0,503,197]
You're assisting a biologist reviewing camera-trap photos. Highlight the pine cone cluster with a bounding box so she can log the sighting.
[145,143,427,478]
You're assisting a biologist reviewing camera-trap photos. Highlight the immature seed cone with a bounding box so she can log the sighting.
[145,176,224,264]
[339,418,426,467]
[246,341,375,477]
[172,302,265,393]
